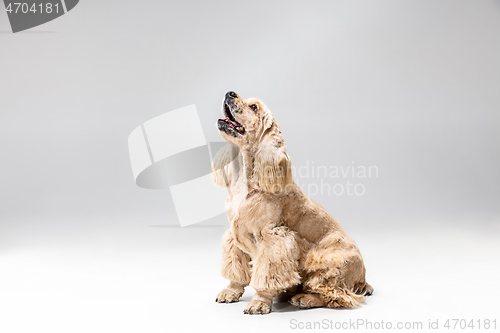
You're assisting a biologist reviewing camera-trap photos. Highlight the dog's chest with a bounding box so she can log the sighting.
[226,180,261,254]
[225,178,249,223]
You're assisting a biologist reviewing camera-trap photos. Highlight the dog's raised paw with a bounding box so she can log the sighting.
[216,289,242,303]
[243,300,271,315]
[289,293,326,309]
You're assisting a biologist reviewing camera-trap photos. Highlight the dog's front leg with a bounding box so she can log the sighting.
[216,229,252,303]
[245,226,301,315]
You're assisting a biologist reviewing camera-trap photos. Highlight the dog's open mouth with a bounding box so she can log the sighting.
[218,102,245,135]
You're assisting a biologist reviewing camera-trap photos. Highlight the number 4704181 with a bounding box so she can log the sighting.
[5,2,60,14]
[444,319,497,330]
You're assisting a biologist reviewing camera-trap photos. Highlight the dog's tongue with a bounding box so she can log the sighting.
[219,117,240,128]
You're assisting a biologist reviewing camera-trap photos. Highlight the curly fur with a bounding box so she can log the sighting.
[213,92,372,315]
[221,229,252,284]
[250,226,301,291]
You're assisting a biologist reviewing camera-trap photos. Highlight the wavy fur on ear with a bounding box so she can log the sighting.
[253,140,294,194]
[212,143,239,188]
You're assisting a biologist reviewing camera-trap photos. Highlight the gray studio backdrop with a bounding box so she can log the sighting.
[1,0,499,235]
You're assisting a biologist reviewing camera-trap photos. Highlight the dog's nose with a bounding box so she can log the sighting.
[226,91,238,99]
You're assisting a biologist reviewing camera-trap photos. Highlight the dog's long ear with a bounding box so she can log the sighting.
[212,143,239,188]
[253,141,293,193]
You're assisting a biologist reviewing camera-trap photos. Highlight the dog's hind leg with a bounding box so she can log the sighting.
[298,263,366,309]
[275,284,302,302]
[354,282,374,296]
[289,270,364,309]
[310,280,364,308]
[289,292,326,309]
[296,233,368,309]
[216,229,251,303]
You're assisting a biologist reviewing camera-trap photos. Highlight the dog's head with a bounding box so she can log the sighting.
[217,91,271,144]
[216,91,293,193]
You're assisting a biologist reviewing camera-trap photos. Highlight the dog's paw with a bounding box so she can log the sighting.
[363,283,374,296]
[215,289,242,303]
[289,293,325,309]
[243,300,272,315]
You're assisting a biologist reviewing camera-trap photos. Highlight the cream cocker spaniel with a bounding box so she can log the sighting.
[212,91,372,315]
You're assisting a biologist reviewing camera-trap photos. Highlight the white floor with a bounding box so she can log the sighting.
[1,216,499,333]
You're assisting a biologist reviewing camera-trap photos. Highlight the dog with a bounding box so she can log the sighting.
[212,91,372,315]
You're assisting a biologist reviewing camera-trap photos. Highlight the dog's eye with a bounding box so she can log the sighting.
[249,104,258,112]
